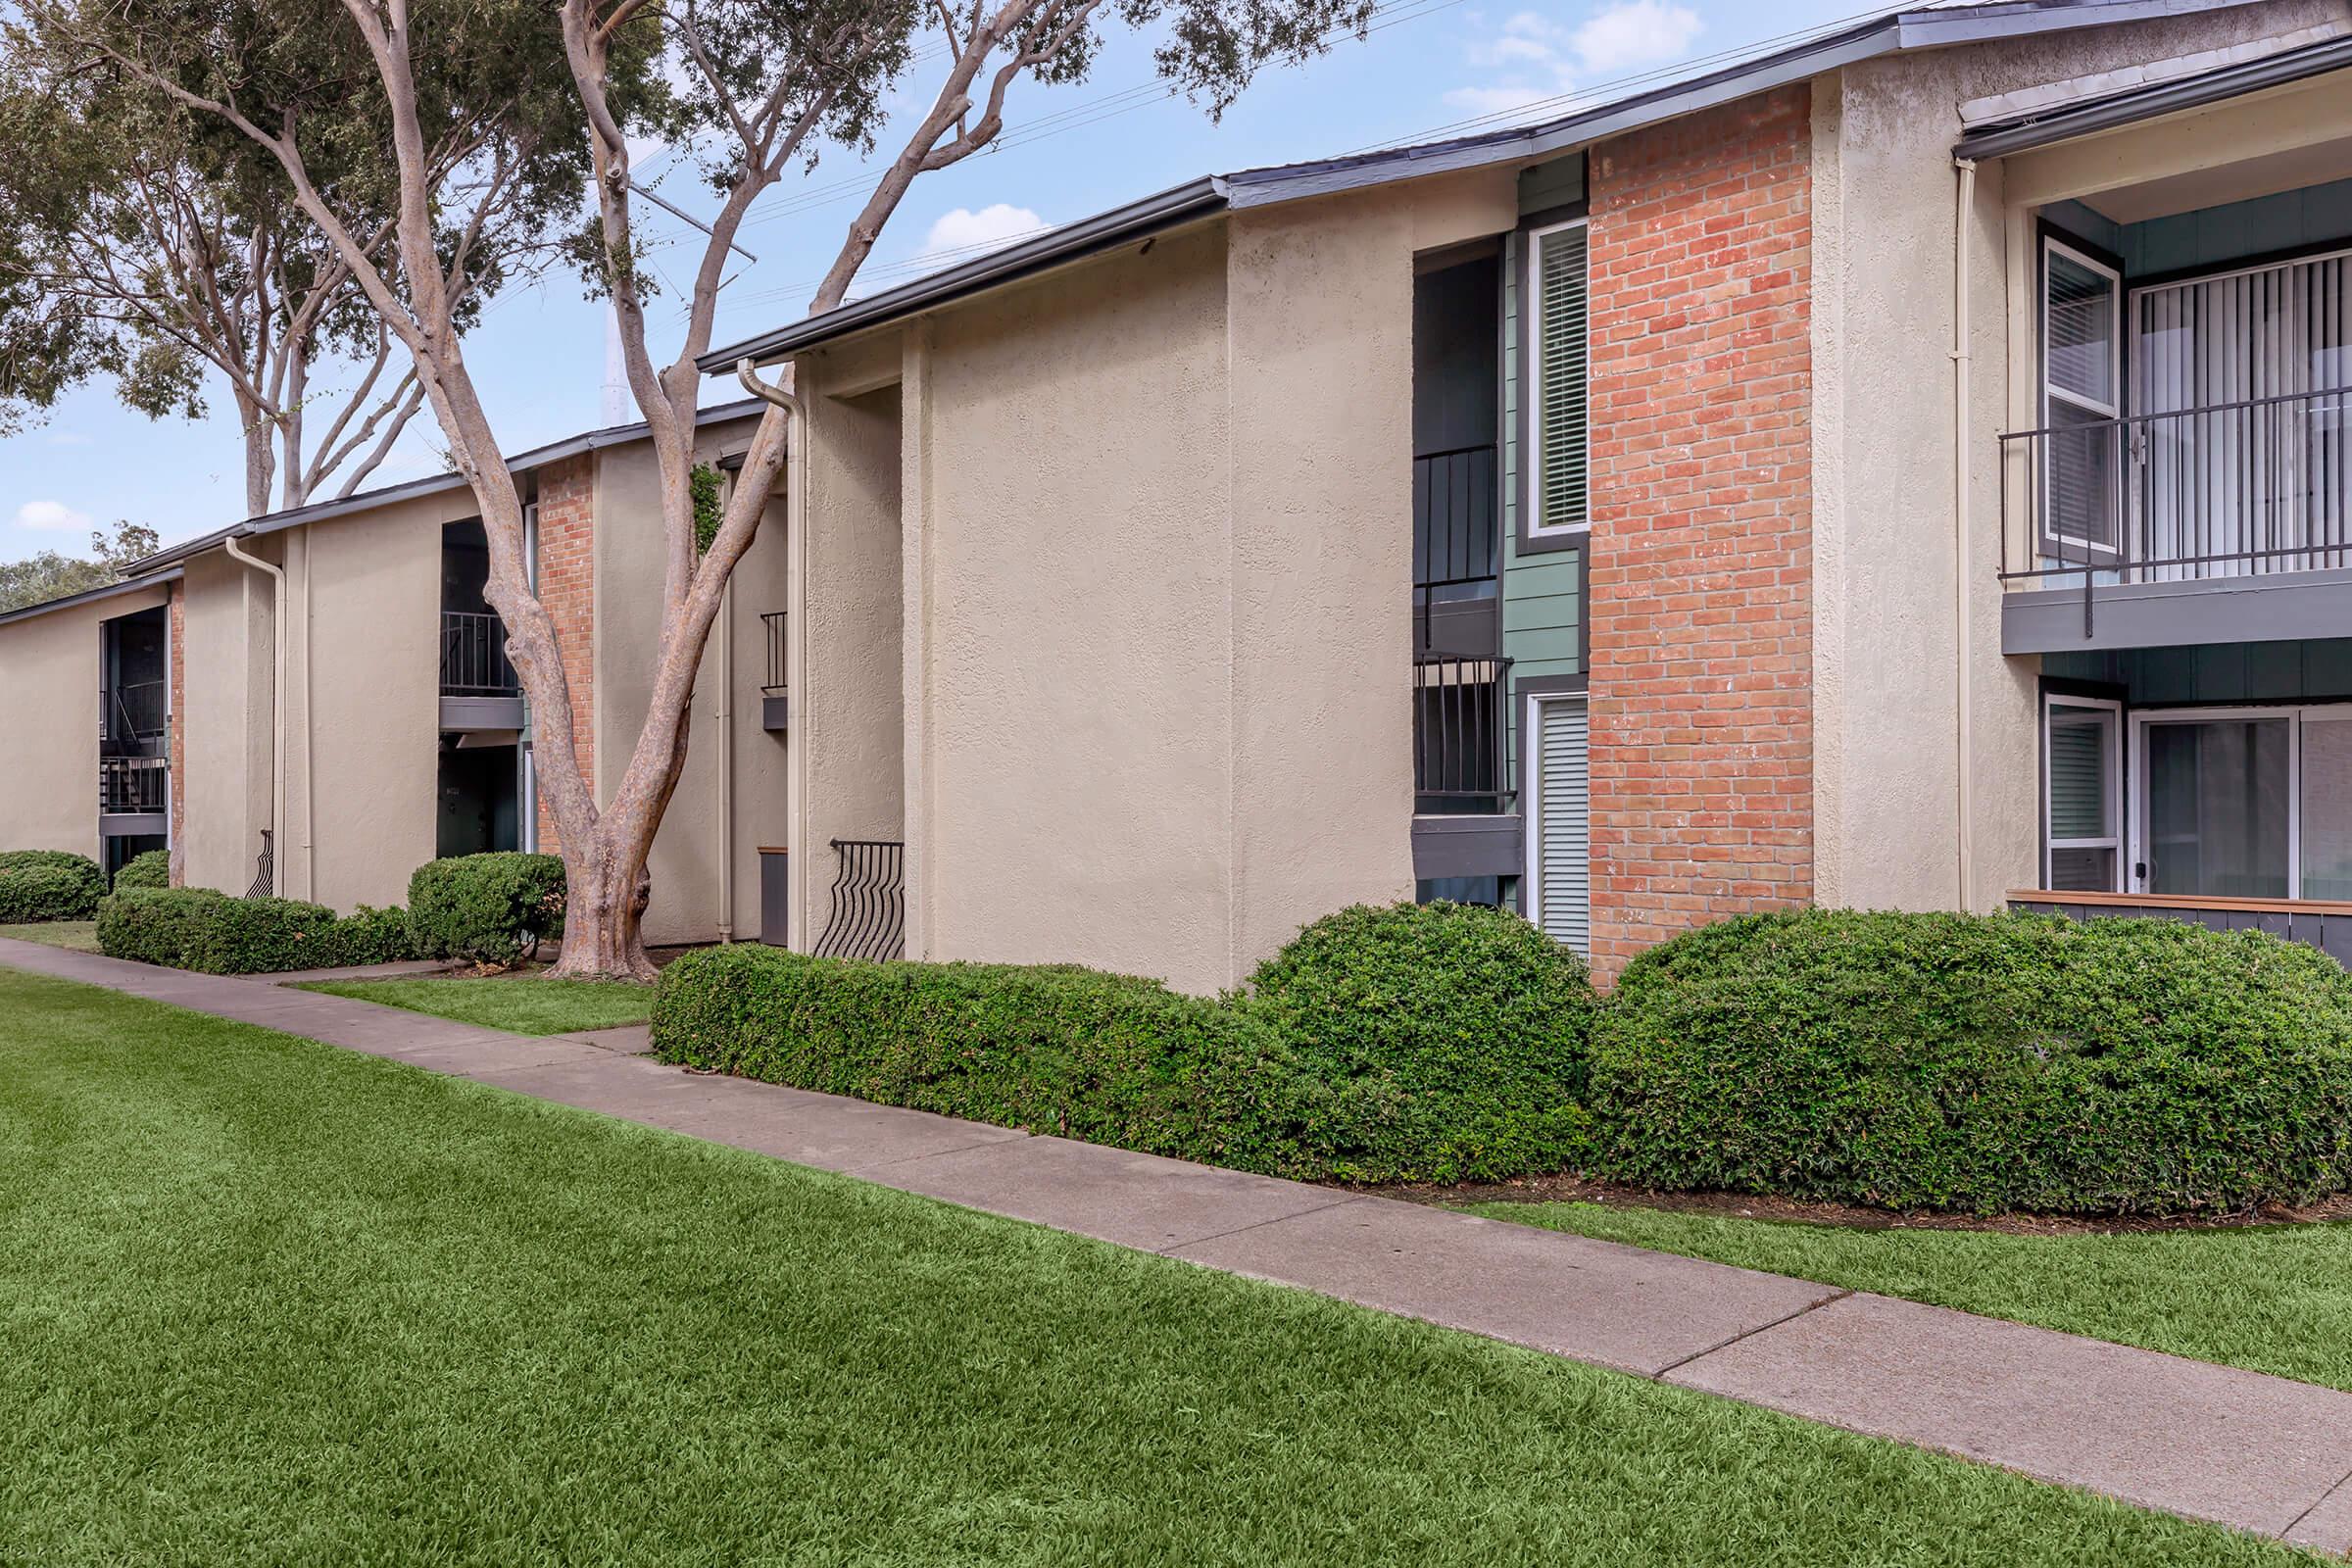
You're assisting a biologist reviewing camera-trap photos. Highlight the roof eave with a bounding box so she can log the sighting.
[0,565,183,630]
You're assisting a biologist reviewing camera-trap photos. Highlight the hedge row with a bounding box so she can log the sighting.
[653,902,2352,1215]
[1588,909,2352,1216]
[92,852,566,975]
[0,851,107,922]
[99,888,417,975]
[113,850,170,891]
[655,902,1596,1185]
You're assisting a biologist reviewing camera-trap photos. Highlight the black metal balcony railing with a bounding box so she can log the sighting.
[2000,386,2352,617]
[1413,656,1512,813]
[1414,444,1500,656]
[441,611,520,696]
[810,839,905,961]
[760,611,787,695]
[100,755,168,814]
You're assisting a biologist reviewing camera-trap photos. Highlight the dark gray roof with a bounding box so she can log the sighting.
[131,397,770,574]
[702,0,2268,370]
[0,566,181,630]
[1954,28,2352,157]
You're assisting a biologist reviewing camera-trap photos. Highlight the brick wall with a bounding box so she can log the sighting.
[532,455,596,852]
[1585,84,1813,974]
[168,579,185,884]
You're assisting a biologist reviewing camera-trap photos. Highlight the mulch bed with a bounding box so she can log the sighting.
[1372,1170,2352,1237]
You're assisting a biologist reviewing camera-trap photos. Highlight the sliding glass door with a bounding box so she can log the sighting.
[2127,707,2352,900]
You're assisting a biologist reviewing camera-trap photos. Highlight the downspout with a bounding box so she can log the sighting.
[735,358,806,944]
[1951,157,1978,910]
[222,533,286,893]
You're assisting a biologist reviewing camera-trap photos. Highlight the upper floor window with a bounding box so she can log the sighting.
[1529,218,1589,537]
[2040,236,2123,561]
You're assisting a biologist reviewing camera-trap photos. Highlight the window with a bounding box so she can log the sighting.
[2041,237,2122,561]
[2043,696,2120,892]
[1528,220,1589,537]
[2125,705,2352,900]
[1525,694,1590,952]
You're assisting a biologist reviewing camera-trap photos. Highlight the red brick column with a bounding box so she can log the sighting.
[532,455,596,852]
[1585,84,1814,976]
[168,579,186,885]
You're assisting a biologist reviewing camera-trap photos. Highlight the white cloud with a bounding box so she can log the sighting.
[14,500,91,532]
[1569,0,1702,74]
[922,204,1047,258]
[1448,1,1704,124]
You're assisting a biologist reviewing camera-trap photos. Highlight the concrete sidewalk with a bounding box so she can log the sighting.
[6,935,2352,1554]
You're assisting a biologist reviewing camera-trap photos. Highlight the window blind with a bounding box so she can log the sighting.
[1537,699,1590,953]
[1537,226,1589,533]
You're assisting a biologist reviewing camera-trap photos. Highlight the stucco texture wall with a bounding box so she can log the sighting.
[178,549,274,895]
[0,586,169,858]
[1809,0,2348,914]
[295,499,444,909]
[591,414,791,947]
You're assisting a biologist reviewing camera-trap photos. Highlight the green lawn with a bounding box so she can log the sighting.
[1467,1200,2352,1395]
[0,968,2303,1567]
[0,919,99,953]
[294,974,654,1035]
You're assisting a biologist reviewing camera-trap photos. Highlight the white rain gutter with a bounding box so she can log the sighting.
[1951,157,1978,910]
[222,534,286,892]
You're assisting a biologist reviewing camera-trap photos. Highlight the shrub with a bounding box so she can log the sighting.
[653,945,1309,1174]
[1588,908,2352,1216]
[98,887,419,974]
[0,850,105,921]
[113,849,171,892]
[1236,902,1598,1183]
[406,854,565,966]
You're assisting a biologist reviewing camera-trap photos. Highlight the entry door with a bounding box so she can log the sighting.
[2130,710,2292,898]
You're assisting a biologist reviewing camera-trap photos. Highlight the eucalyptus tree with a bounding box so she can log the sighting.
[41,0,1372,978]
[0,29,587,514]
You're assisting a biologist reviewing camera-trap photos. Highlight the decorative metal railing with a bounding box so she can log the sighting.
[1999,385,2352,629]
[1413,655,1513,813]
[1413,444,1500,655]
[810,839,905,961]
[440,611,520,696]
[761,611,787,696]
[247,830,274,899]
[99,755,168,814]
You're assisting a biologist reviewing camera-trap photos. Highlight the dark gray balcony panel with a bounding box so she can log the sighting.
[2003,567,2352,656]
[440,696,527,733]
[1412,814,1523,880]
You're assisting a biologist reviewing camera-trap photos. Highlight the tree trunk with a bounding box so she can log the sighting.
[549,834,658,982]
[238,398,275,518]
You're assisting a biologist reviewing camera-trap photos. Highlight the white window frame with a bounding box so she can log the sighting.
[1522,690,1590,953]
[1527,217,1591,540]
[2042,694,2121,893]
[2125,704,2321,898]
[2040,235,2125,562]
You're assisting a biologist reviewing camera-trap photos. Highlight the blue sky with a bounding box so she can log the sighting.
[0,0,1868,558]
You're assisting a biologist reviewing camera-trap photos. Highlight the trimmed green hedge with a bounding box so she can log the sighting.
[113,850,170,892]
[653,901,1600,1183]
[0,851,106,922]
[653,946,1305,1173]
[407,854,565,966]
[98,888,417,975]
[1588,909,2352,1216]
[1237,902,1596,1183]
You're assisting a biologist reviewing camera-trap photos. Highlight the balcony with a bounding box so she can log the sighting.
[2000,384,2352,652]
[99,754,168,837]
[760,611,787,731]
[440,610,525,732]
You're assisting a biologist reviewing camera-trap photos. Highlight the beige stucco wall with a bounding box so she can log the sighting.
[788,339,909,954]
[293,496,449,909]
[0,585,170,858]
[810,169,1515,993]
[1808,0,2349,914]
[178,548,275,895]
[591,413,792,947]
